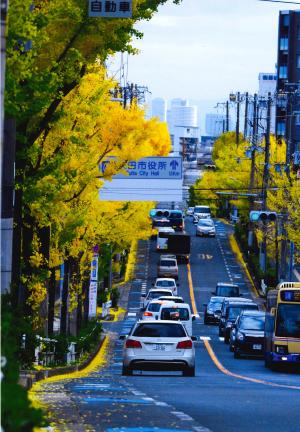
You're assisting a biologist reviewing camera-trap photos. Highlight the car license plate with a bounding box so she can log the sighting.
[253,344,262,350]
[152,344,166,351]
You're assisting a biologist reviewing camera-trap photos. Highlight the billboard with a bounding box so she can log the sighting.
[99,157,183,202]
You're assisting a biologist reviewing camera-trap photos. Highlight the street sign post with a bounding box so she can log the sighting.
[89,0,132,18]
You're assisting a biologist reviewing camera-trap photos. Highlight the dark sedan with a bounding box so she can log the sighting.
[230,310,266,358]
[203,296,225,324]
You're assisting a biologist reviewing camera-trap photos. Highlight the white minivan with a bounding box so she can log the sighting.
[158,303,195,336]
[156,227,175,251]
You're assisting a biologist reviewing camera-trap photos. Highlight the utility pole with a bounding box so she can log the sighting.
[248,93,258,248]
[244,92,249,139]
[236,92,240,145]
[260,92,272,274]
[226,101,229,132]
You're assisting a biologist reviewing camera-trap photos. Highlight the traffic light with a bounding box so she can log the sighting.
[249,211,277,222]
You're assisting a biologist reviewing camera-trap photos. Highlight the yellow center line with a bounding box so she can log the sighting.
[187,262,198,316]
[187,259,300,390]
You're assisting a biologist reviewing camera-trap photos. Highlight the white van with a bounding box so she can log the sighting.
[158,303,195,336]
[156,227,175,251]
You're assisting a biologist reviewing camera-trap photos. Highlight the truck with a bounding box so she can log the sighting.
[165,233,191,262]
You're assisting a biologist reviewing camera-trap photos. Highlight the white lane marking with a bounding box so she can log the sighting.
[171,411,194,421]
[154,401,169,407]
[142,397,155,402]
[193,426,213,432]
[127,312,136,317]
[219,337,224,341]
[200,336,211,341]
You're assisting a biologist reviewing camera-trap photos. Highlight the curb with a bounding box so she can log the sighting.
[19,335,106,389]
[228,233,263,299]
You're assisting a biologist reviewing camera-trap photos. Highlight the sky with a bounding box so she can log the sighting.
[109,0,300,102]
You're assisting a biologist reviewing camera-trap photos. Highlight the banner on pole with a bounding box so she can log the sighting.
[88,253,99,318]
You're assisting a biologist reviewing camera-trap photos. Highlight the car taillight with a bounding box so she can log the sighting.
[143,311,153,317]
[176,340,193,349]
[125,339,142,349]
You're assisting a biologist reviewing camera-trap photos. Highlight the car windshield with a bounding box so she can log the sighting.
[218,286,239,296]
[160,260,176,267]
[148,291,171,300]
[228,305,258,319]
[161,308,190,321]
[276,304,300,338]
[240,316,265,330]
[194,207,210,214]
[148,303,162,312]
[198,220,213,227]
[133,323,186,338]
[156,280,175,287]
[169,212,183,220]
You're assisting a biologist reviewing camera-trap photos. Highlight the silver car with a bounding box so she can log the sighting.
[196,218,216,237]
[157,256,179,279]
[121,320,195,376]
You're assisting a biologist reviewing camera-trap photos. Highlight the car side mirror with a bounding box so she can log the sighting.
[192,315,196,321]
[119,335,127,340]
[203,303,207,307]
[191,336,197,341]
[141,294,146,297]
[152,283,154,286]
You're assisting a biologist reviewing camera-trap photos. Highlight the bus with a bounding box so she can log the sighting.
[264,282,300,369]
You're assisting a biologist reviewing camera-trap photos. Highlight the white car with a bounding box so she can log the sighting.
[142,300,171,321]
[121,320,196,376]
[142,288,173,310]
[196,218,216,237]
[193,205,211,224]
[158,303,195,336]
[186,207,194,216]
[153,278,178,295]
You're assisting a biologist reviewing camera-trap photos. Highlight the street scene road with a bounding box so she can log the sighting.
[33,218,300,432]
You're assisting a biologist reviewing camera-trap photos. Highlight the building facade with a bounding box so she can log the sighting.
[258,72,277,135]
[151,97,167,122]
[276,10,300,161]
[205,113,227,137]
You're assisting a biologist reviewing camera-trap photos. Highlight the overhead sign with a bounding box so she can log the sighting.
[89,0,132,18]
[99,157,183,202]
[100,157,182,180]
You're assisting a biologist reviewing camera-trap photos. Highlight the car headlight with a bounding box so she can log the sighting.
[275,345,288,355]
[237,332,244,341]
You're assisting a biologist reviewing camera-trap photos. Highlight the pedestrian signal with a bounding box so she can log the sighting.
[249,211,277,222]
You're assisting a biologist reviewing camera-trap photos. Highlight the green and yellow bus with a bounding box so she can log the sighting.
[265,282,300,369]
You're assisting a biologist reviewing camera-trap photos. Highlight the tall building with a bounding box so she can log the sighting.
[276,10,300,160]
[258,72,277,135]
[167,99,199,158]
[151,97,167,122]
[205,113,226,137]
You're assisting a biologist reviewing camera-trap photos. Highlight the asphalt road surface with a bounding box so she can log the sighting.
[41,218,300,432]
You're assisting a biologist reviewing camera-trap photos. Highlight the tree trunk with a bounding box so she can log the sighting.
[48,267,56,336]
[61,259,70,335]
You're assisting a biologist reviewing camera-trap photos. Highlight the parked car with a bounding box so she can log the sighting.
[203,296,225,324]
[193,205,211,224]
[142,288,173,310]
[186,207,194,216]
[157,255,178,279]
[230,310,266,358]
[196,218,216,237]
[121,320,196,376]
[153,278,178,295]
[212,282,240,298]
[158,296,185,304]
[158,303,195,336]
[219,299,259,343]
